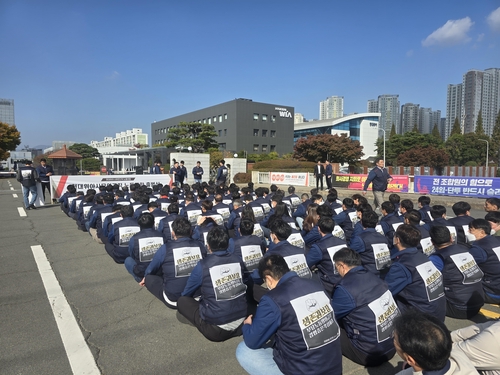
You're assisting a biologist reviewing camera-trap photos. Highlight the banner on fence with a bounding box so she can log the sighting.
[332,174,409,193]
[414,176,500,198]
[270,172,309,187]
[50,175,171,199]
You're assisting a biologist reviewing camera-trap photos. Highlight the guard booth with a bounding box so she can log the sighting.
[49,145,83,175]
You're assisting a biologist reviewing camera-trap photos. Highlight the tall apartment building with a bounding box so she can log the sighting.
[400,103,420,133]
[90,128,148,149]
[373,95,400,133]
[0,98,15,126]
[463,70,485,134]
[367,99,378,113]
[319,96,344,120]
[482,68,500,135]
[419,108,441,135]
[445,84,463,139]
[294,113,306,124]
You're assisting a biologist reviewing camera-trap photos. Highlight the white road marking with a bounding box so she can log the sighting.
[18,207,27,217]
[10,187,14,190]
[30,245,101,375]
[13,193,18,198]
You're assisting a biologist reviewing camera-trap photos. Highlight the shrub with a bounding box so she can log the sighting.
[234,172,251,183]
[252,159,316,172]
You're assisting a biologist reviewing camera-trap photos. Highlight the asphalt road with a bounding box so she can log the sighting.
[1,177,499,375]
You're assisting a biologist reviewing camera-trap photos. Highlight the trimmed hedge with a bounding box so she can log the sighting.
[234,172,251,183]
[252,160,316,172]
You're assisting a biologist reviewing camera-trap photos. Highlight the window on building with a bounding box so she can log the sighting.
[253,113,259,121]
[262,129,267,137]
[218,130,222,136]
[213,116,217,123]
[219,115,223,122]
[253,144,259,151]
[271,115,276,122]
[262,114,268,121]
[224,114,228,120]
[270,145,276,152]
[253,129,259,136]
[224,129,227,136]
[270,130,276,137]
[262,145,267,152]
[219,143,226,150]
[208,118,211,124]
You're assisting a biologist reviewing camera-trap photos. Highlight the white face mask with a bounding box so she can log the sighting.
[491,229,496,236]
[466,233,476,242]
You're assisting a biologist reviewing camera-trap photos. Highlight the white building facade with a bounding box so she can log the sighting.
[319,96,344,120]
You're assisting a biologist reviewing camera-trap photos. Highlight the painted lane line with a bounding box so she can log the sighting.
[480,308,500,319]
[18,207,27,217]
[13,193,18,198]
[30,245,101,375]
[10,187,14,190]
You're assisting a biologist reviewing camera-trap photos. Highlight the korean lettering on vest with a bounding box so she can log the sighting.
[21,169,33,179]
[420,237,436,256]
[209,263,246,301]
[290,291,340,350]
[449,253,484,284]
[372,243,391,270]
[287,233,305,250]
[75,200,83,211]
[83,206,92,219]
[222,167,228,176]
[415,261,445,302]
[173,246,202,277]
[348,212,359,228]
[290,196,301,208]
[253,224,264,238]
[160,202,170,212]
[216,208,230,221]
[331,225,346,240]
[447,226,458,244]
[284,254,312,279]
[252,206,264,221]
[210,215,224,226]
[138,237,164,262]
[240,245,263,272]
[327,245,346,275]
[68,197,76,207]
[154,216,163,230]
[334,207,343,215]
[187,209,202,225]
[261,203,271,214]
[368,290,400,343]
[375,224,384,236]
[118,226,140,246]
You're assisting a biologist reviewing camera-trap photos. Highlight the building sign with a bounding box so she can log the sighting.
[414,176,500,198]
[49,175,171,199]
[332,174,409,193]
[275,107,292,118]
[270,172,309,186]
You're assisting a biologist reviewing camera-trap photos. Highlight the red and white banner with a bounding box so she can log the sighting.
[50,175,171,199]
[270,172,309,187]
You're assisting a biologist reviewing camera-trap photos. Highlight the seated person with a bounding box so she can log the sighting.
[333,198,357,244]
[228,219,265,275]
[332,248,398,367]
[177,227,247,342]
[448,201,475,244]
[379,201,402,245]
[140,217,206,309]
[393,310,478,375]
[417,195,432,225]
[105,205,140,264]
[429,225,484,319]
[236,254,342,375]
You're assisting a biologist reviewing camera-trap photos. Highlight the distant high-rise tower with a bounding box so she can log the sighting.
[462,70,484,134]
[445,84,463,139]
[482,68,500,135]
[0,98,15,126]
[319,96,344,120]
[401,103,420,133]
[377,95,400,133]
[419,108,441,134]
[367,99,378,113]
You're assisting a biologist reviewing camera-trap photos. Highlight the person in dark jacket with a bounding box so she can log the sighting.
[314,160,325,190]
[17,160,39,210]
[105,205,140,263]
[216,159,228,186]
[362,158,392,212]
[236,254,342,375]
[35,158,54,202]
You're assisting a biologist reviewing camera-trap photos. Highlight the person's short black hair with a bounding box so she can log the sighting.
[332,247,361,267]
[269,219,292,241]
[115,190,124,198]
[201,200,213,211]
[172,217,191,237]
[206,226,228,251]
[400,199,414,211]
[239,219,255,236]
[395,224,421,248]
[258,254,290,281]
[120,205,134,218]
[40,158,46,162]
[318,217,335,234]
[351,194,368,206]
[160,186,170,196]
[404,209,422,225]
[485,197,500,209]
[394,310,451,371]
[418,196,431,206]
[301,193,309,200]
[356,203,373,214]
[342,198,354,209]
[311,194,323,203]
[255,187,264,198]
[430,205,446,219]
[317,204,333,218]
[139,195,150,204]
[429,225,451,247]
[288,186,295,194]
[271,195,282,204]
[381,201,395,214]
[148,201,158,210]
[270,184,278,193]
[452,201,471,216]
[469,218,491,235]
[485,211,500,223]
[361,210,378,228]
[167,202,179,214]
[137,212,155,229]
[68,185,77,194]
[219,159,225,165]
[389,193,400,204]
[328,188,338,200]
[112,204,122,213]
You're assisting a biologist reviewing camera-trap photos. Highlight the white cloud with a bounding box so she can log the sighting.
[422,17,474,47]
[106,71,120,80]
[406,49,414,57]
[487,7,500,31]
[477,33,484,42]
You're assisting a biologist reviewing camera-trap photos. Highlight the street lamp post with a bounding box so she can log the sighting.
[479,139,489,176]
[378,128,386,164]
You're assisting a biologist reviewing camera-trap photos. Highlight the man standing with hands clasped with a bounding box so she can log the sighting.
[363,158,392,212]
[314,160,325,191]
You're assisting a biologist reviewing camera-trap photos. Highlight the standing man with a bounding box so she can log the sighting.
[192,161,204,184]
[325,160,333,190]
[216,159,228,186]
[36,158,54,203]
[363,158,392,212]
[17,160,39,210]
[169,161,182,188]
[180,160,187,184]
[151,160,162,174]
[314,160,325,190]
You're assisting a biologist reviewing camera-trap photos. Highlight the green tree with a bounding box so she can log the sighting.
[69,143,100,159]
[389,124,397,139]
[450,117,462,136]
[431,124,441,140]
[165,122,218,152]
[445,132,488,166]
[293,134,364,164]
[82,158,101,171]
[0,122,21,161]
[475,111,485,136]
[412,124,419,133]
[490,111,500,165]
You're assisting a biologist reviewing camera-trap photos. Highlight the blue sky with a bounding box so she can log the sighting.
[1,0,500,149]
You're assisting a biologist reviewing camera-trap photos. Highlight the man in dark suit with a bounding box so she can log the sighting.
[325,160,333,189]
[314,160,325,190]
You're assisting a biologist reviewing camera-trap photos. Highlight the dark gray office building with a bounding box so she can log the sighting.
[151,98,294,154]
